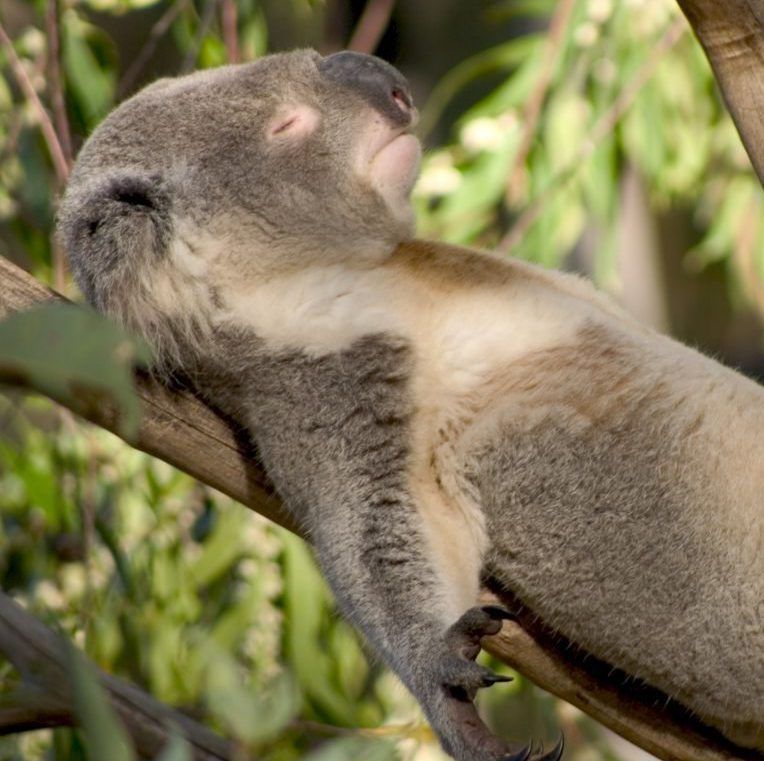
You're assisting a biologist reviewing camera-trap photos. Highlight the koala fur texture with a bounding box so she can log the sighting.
[57,50,764,760]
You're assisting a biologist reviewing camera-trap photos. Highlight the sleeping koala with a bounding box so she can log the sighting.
[57,49,764,760]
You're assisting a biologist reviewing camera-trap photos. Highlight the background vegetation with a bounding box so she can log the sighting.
[0,1,762,760]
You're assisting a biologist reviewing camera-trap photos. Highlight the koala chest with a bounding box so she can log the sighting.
[222,261,590,614]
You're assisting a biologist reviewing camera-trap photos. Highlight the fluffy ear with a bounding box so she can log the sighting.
[57,170,172,313]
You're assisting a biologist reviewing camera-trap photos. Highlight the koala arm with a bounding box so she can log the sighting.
[206,329,556,761]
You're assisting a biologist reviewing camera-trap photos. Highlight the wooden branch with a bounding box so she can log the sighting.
[481,590,763,761]
[675,0,764,185]
[346,0,396,55]
[0,254,761,761]
[0,254,296,535]
[0,590,234,760]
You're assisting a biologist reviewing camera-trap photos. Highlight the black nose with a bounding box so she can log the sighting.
[318,51,414,127]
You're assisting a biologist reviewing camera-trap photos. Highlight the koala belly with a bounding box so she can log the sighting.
[463,327,764,747]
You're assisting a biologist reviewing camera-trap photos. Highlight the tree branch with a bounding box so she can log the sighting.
[504,0,577,206]
[346,0,396,55]
[675,0,764,185]
[1,254,761,761]
[0,590,235,759]
[0,21,70,189]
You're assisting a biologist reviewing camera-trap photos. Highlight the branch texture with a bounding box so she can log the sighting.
[1,255,761,761]
[676,0,764,184]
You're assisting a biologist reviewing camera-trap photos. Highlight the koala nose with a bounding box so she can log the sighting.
[319,51,415,128]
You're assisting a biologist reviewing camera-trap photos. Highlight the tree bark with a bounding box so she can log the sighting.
[0,590,234,760]
[676,0,764,185]
[1,253,762,761]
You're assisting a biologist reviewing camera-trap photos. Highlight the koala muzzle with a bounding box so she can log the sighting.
[319,51,415,128]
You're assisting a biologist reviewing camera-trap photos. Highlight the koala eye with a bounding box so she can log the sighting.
[267,105,320,141]
[272,116,298,135]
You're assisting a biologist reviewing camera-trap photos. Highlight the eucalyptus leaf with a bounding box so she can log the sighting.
[0,303,150,438]
[62,11,116,125]
[67,643,136,761]
[152,729,192,761]
[205,648,299,746]
[302,736,399,761]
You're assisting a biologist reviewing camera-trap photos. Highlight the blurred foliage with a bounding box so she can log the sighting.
[414,0,763,302]
[0,303,150,437]
[0,0,762,760]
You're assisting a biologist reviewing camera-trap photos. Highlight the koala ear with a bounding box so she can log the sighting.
[58,170,173,311]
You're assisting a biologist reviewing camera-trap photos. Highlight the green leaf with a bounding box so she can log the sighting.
[153,729,192,761]
[303,737,399,761]
[205,648,299,746]
[281,531,360,724]
[187,509,246,589]
[62,10,116,126]
[0,302,150,438]
[67,643,136,761]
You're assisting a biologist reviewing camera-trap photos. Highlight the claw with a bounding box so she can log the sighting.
[533,735,564,761]
[482,672,513,686]
[503,745,532,761]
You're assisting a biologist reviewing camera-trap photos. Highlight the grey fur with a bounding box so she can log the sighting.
[57,49,764,760]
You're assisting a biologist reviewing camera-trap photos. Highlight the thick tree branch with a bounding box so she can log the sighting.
[0,590,234,760]
[1,255,761,761]
[0,254,296,534]
[676,0,764,185]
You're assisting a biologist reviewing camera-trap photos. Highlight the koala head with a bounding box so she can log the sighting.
[57,49,421,369]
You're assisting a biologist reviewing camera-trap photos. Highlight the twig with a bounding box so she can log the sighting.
[497,17,687,253]
[347,0,396,55]
[117,0,189,99]
[221,0,238,64]
[0,589,235,759]
[0,112,23,166]
[181,0,220,74]
[0,21,69,188]
[44,0,73,169]
[505,0,577,206]
[0,687,71,736]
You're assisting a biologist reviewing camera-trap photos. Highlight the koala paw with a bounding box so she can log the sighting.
[439,605,516,701]
[424,605,565,761]
[502,736,565,761]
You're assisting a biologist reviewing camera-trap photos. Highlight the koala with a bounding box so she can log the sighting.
[57,50,764,760]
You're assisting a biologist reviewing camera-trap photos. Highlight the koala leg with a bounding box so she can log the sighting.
[306,491,562,761]
[244,335,562,760]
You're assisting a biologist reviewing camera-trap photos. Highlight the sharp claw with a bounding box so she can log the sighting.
[533,734,564,761]
[503,745,532,761]
[483,672,513,686]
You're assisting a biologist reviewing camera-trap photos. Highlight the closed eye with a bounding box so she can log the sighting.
[272,116,298,135]
[267,106,320,141]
